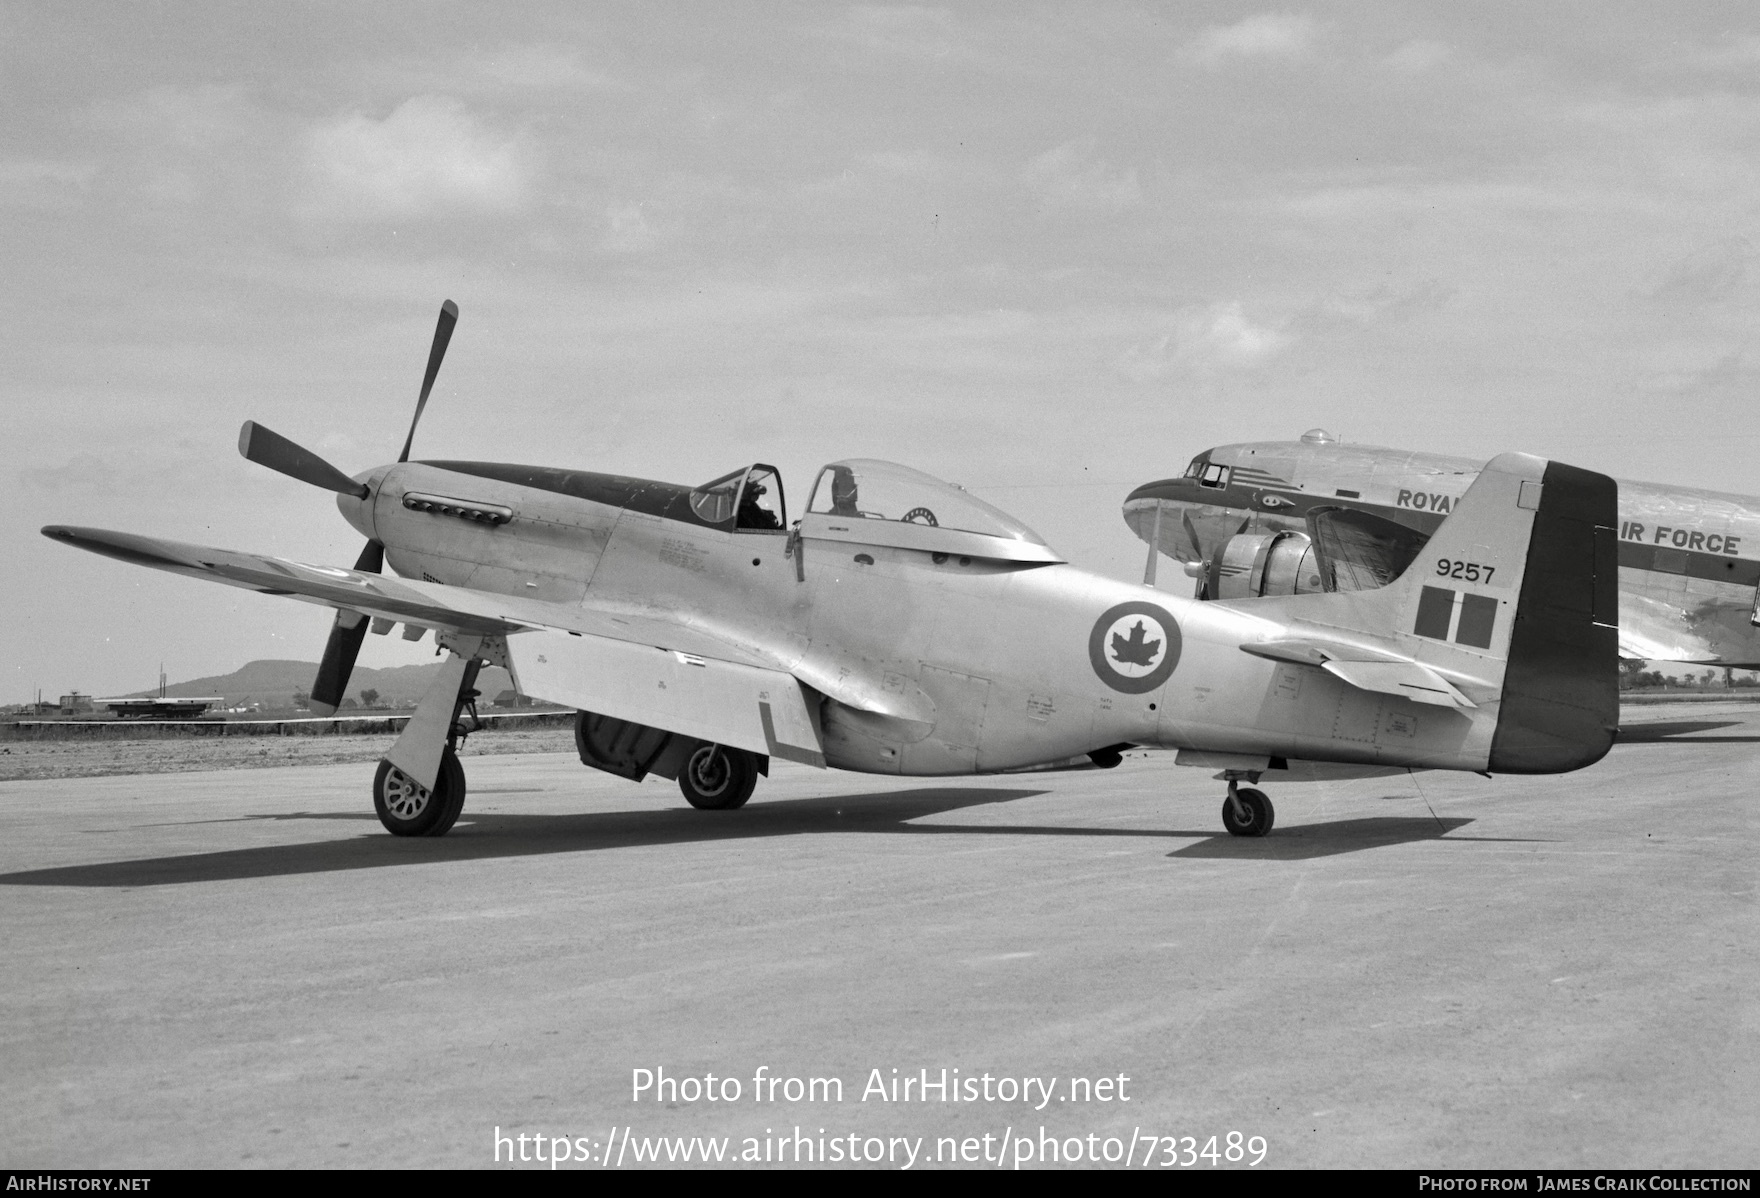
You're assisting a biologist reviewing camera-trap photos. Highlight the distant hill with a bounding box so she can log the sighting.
[126,659,518,711]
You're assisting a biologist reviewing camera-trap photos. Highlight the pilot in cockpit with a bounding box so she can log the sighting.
[737,481,782,529]
[828,466,861,517]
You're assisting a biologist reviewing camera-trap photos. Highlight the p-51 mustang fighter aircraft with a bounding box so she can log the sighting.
[46,305,1619,839]
[1125,429,1760,667]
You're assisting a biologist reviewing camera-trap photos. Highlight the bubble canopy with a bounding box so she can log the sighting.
[802,459,1063,564]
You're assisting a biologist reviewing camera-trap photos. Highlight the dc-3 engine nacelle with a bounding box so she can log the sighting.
[1202,530,1325,601]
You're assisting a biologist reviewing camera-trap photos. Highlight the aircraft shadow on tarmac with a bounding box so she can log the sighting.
[1615,719,1760,744]
[0,786,1514,888]
[1,786,1047,888]
[1162,815,1520,861]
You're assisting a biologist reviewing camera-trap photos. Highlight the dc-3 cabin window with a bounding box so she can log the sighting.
[805,459,1047,543]
[1198,462,1230,490]
[689,465,786,531]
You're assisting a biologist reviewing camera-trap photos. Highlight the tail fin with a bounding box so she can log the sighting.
[1394,452,1619,770]
[1262,452,1618,772]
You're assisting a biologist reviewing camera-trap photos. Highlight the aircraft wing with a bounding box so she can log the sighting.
[42,525,827,765]
[43,526,776,663]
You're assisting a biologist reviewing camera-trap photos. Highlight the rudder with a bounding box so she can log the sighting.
[1486,460,1618,772]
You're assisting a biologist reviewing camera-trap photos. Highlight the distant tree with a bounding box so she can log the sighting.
[292,689,310,710]
[359,688,380,708]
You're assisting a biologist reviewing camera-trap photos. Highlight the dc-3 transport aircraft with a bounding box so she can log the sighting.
[1125,429,1760,666]
[46,305,1620,839]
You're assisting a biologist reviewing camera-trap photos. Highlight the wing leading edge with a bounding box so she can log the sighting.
[41,525,826,766]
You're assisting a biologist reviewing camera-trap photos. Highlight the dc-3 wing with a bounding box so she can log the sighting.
[42,526,826,768]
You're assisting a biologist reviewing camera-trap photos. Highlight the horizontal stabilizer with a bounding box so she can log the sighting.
[1240,637,1404,667]
[1320,659,1473,708]
[1241,636,1472,707]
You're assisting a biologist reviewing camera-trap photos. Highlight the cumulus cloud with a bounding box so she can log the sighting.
[1645,237,1756,304]
[1118,301,1289,381]
[1024,139,1144,212]
[1185,13,1321,64]
[303,95,531,220]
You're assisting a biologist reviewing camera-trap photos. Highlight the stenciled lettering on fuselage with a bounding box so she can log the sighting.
[1088,601,1181,694]
[1343,484,1742,561]
[1618,521,1742,556]
[1395,488,1457,514]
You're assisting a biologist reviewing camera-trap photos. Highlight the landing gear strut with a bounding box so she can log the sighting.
[1221,776,1274,837]
[373,648,486,837]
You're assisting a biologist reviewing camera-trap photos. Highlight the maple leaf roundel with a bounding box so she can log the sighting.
[1088,600,1181,694]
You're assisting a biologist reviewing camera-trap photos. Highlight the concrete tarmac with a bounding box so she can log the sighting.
[1,702,1755,1170]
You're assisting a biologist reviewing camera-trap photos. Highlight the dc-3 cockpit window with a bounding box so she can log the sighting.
[805,459,1047,544]
[689,464,786,530]
[1198,462,1230,489]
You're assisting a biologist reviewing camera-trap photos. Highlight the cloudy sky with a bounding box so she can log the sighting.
[8,3,1760,699]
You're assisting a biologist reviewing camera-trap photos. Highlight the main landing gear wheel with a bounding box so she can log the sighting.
[374,747,467,837]
[679,744,758,810]
[901,507,938,526]
[1222,785,1274,838]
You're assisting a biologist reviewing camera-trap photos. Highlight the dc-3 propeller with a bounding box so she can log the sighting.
[236,299,459,715]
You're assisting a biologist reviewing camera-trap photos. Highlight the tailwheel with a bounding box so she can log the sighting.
[374,747,467,836]
[1222,784,1274,837]
[679,744,758,810]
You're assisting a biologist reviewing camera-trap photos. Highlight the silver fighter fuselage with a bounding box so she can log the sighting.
[338,458,1511,777]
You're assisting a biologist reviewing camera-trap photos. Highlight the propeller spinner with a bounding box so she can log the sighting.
[238,299,460,715]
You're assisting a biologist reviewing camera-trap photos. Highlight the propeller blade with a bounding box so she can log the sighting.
[398,299,458,463]
[309,540,384,716]
[239,421,368,498]
[1181,510,1203,557]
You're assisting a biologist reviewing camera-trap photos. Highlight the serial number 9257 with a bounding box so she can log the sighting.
[1436,558,1495,584]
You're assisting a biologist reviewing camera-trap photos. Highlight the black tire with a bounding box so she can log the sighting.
[1221,787,1274,837]
[678,744,758,810]
[374,748,467,837]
